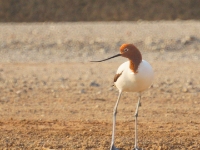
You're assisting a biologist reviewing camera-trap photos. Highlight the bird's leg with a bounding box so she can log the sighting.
[133,93,141,150]
[110,91,122,150]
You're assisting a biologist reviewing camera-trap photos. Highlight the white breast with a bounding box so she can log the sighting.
[114,60,154,92]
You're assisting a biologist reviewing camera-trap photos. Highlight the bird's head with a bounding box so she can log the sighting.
[90,43,142,62]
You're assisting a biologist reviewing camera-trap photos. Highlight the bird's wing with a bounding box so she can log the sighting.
[114,71,123,82]
[113,61,128,83]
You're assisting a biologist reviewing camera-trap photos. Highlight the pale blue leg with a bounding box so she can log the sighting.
[110,91,122,150]
[133,93,141,150]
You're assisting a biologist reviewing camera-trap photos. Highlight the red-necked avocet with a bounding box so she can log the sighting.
[91,44,154,150]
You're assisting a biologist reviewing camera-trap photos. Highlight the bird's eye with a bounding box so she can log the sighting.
[124,48,129,52]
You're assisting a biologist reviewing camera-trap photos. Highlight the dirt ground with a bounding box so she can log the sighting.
[0,21,200,149]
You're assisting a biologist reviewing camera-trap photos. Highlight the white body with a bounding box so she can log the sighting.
[114,60,154,92]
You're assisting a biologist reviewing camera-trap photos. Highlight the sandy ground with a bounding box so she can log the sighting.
[0,21,200,149]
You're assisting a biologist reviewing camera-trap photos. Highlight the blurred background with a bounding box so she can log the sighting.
[0,0,200,22]
[1,0,200,63]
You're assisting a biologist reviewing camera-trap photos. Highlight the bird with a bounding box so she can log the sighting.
[91,44,154,150]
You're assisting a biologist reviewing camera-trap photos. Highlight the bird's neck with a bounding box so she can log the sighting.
[129,57,142,73]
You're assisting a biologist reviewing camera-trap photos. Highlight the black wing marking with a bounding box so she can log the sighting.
[114,71,123,82]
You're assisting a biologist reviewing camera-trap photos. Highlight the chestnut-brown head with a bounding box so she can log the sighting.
[119,44,142,61]
[120,44,142,73]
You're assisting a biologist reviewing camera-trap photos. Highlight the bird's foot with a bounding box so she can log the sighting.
[110,144,119,150]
